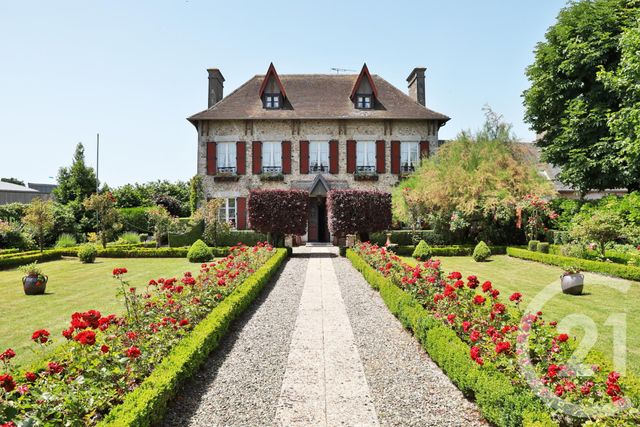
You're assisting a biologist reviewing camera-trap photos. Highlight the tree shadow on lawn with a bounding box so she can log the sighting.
[160,260,294,426]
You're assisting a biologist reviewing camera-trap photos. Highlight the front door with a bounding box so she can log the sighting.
[307,196,329,243]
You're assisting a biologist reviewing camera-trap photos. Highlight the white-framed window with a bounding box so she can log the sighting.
[401,142,419,172]
[309,141,329,172]
[216,142,236,173]
[264,93,281,109]
[356,141,376,171]
[218,198,237,227]
[262,141,282,172]
[356,94,372,109]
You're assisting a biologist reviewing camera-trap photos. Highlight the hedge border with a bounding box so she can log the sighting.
[0,251,63,270]
[391,245,507,257]
[97,247,288,427]
[346,249,557,427]
[507,248,640,282]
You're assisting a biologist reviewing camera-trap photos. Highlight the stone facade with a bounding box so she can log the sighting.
[197,118,440,201]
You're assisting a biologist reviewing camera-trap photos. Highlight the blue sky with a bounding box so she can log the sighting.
[0,1,564,187]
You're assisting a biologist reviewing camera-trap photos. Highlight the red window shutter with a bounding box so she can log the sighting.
[236,197,247,230]
[282,141,291,174]
[346,140,356,173]
[329,140,339,174]
[252,141,262,175]
[299,140,309,174]
[375,140,385,174]
[206,142,216,175]
[236,141,246,174]
[419,140,430,161]
[390,140,401,174]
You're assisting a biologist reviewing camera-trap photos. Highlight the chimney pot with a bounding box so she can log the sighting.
[407,67,426,106]
[207,68,225,108]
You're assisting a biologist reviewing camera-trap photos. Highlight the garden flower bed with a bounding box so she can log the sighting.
[349,242,639,426]
[0,243,285,426]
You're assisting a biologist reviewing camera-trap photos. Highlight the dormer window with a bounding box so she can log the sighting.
[350,63,379,111]
[264,93,281,109]
[356,95,372,109]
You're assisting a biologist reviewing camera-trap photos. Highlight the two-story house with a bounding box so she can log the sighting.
[188,63,449,243]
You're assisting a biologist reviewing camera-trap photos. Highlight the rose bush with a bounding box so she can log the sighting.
[0,242,275,425]
[353,241,636,423]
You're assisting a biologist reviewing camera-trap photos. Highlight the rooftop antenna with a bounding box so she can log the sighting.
[330,67,357,74]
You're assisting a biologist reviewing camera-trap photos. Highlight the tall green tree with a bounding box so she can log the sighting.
[22,198,54,252]
[523,0,640,194]
[83,193,121,248]
[54,143,98,204]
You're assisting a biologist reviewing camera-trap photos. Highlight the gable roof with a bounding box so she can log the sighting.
[350,64,378,100]
[258,62,287,99]
[189,73,449,122]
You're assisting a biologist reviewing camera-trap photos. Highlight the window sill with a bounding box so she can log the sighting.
[213,175,240,183]
[259,173,284,182]
[353,173,379,182]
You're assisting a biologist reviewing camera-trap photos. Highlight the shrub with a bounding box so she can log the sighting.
[560,243,585,259]
[537,242,550,253]
[248,189,309,245]
[115,231,141,245]
[216,230,268,246]
[472,241,491,262]
[327,189,391,240]
[154,194,183,217]
[118,207,153,233]
[55,233,77,248]
[528,240,540,251]
[187,239,213,263]
[168,220,204,247]
[77,244,98,263]
[570,211,624,257]
[412,240,432,261]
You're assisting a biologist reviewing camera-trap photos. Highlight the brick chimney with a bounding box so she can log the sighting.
[207,68,225,108]
[406,67,426,106]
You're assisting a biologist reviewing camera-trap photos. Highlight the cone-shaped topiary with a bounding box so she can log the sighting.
[187,239,213,263]
[473,241,491,262]
[77,244,97,264]
[412,240,433,261]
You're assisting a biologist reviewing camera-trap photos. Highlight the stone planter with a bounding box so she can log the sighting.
[353,173,379,181]
[213,175,240,183]
[23,274,48,295]
[560,273,584,295]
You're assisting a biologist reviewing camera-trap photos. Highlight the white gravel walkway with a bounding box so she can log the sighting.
[162,247,486,426]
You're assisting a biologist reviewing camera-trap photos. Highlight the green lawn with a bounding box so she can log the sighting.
[403,255,640,375]
[0,257,197,367]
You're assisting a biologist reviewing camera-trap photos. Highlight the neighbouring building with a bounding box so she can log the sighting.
[514,142,627,200]
[0,181,56,205]
[189,63,449,243]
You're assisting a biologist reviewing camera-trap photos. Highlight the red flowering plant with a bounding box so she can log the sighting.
[517,194,559,241]
[352,242,636,422]
[0,242,275,425]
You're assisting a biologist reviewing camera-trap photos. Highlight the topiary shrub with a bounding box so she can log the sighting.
[77,244,98,263]
[327,189,392,242]
[412,240,432,261]
[472,241,491,262]
[528,240,540,251]
[248,189,309,246]
[187,239,213,263]
[537,242,550,253]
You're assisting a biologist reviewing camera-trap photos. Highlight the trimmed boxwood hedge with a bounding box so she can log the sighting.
[98,247,288,427]
[0,250,63,270]
[168,220,204,248]
[391,245,507,257]
[346,248,558,427]
[507,248,640,282]
[55,247,230,259]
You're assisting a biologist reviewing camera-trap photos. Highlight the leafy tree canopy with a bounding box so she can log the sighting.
[523,0,640,194]
[54,143,98,204]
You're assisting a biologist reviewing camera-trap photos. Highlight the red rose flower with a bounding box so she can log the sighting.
[112,267,128,276]
[446,314,456,324]
[100,345,110,354]
[481,281,492,292]
[473,295,486,305]
[495,341,511,354]
[0,374,15,392]
[556,333,569,343]
[470,330,481,342]
[31,329,50,344]
[126,346,141,359]
[47,362,64,374]
[179,319,189,327]
[0,348,16,362]
[2,421,17,427]
[24,371,37,382]
[74,330,96,346]
[509,292,522,303]
[462,321,471,332]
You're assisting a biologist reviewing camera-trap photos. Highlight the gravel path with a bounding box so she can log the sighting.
[332,256,487,427]
[161,256,308,427]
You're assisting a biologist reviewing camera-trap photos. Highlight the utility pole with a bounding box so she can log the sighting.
[96,133,100,193]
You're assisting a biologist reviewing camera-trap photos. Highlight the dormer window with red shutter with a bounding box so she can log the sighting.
[259,63,287,110]
[351,64,378,110]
